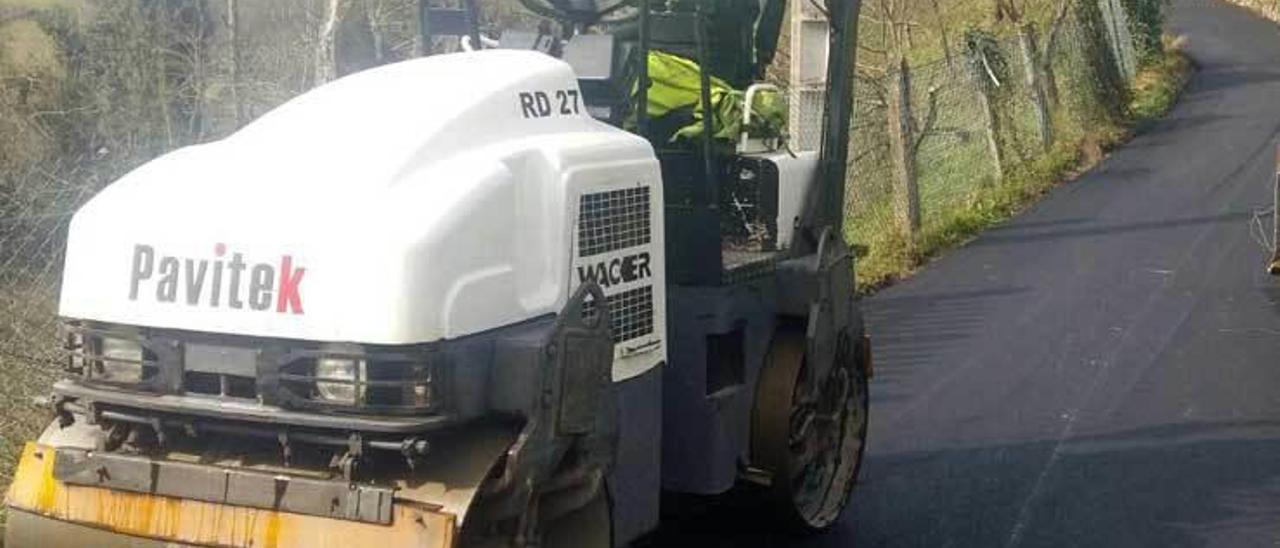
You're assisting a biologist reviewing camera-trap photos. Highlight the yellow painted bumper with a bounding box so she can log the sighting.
[5,443,457,548]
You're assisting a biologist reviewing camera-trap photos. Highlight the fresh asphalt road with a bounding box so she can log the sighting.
[657,0,1280,546]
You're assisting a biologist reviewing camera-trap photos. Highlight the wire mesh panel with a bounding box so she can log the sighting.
[1098,0,1138,82]
[575,186,659,346]
[583,285,656,344]
[578,187,653,257]
[0,164,98,487]
[845,67,897,247]
[910,58,1001,232]
[788,0,830,152]
[843,11,1137,277]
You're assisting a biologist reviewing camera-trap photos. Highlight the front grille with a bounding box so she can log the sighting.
[582,285,654,343]
[62,322,440,416]
[184,371,257,399]
[576,186,657,345]
[578,187,651,257]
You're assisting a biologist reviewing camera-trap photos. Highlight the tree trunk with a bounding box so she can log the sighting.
[149,4,175,147]
[367,0,385,63]
[993,0,1022,23]
[1019,24,1053,150]
[973,56,1005,183]
[227,0,242,126]
[929,0,954,65]
[191,2,211,140]
[1040,55,1061,110]
[1040,0,1071,108]
[887,56,921,238]
[315,0,346,85]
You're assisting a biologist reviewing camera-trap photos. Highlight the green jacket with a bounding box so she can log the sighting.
[640,50,786,147]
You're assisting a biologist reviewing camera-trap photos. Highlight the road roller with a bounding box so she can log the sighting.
[5,0,870,545]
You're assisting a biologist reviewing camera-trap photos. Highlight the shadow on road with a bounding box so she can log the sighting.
[646,421,1280,547]
[970,211,1253,248]
[865,286,1033,403]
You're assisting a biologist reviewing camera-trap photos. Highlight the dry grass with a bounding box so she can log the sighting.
[1130,35,1194,126]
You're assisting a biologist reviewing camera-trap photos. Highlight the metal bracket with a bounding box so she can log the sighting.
[332,433,364,482]
[400,437,430,471]
[278,430,293,467]
[477,283,617,530]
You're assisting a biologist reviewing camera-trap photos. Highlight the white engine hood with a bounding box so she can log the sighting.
[59,49,661,348]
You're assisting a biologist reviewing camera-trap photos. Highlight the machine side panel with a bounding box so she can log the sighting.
[563,154,668,382]
[661,282,777,494]
[608,364,663,545]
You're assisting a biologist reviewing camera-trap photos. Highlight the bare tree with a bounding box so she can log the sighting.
[226,0,242,126]
[865,0,944,239]
[314,0,349,84]
[1040,0,1072,107]
[993,0,1022,23]
[366,0,387,62]
[986,0,1071,149]
[927,0,954,65]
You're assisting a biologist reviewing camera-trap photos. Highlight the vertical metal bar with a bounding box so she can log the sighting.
[464,0,482,52]
[417,0,431,57]
[1272,144,1280,274]
[637,0,651,136]
[815,0,861,235]
[693,4,718,210]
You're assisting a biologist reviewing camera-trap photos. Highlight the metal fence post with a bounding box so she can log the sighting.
[1271,144,1280,274]
[1099,0,1136,81]
[970,50,1006,183]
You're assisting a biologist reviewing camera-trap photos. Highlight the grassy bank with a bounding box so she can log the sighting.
[853,40,1194,293]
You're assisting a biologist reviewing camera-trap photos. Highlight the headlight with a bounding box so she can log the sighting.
[95,337,145,383]
[279,351,439,413]
[315,357,366,405]
[386,363,435,409]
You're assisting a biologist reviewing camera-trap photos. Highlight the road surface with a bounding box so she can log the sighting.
[656,0,1280,545]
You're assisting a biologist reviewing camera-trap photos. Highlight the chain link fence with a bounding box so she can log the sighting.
[844,6,1138,274]
[0,163,90,482]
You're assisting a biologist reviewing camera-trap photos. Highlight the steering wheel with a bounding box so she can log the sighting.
[517,0,638,26]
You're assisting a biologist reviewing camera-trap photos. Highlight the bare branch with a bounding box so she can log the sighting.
[1043,0,1072,63]
[912,86,942,156]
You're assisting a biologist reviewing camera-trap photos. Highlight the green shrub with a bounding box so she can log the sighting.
[1122,0,1170,62]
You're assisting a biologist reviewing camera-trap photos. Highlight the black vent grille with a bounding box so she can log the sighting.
[578,187,651,257]
[583,286,654,343]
